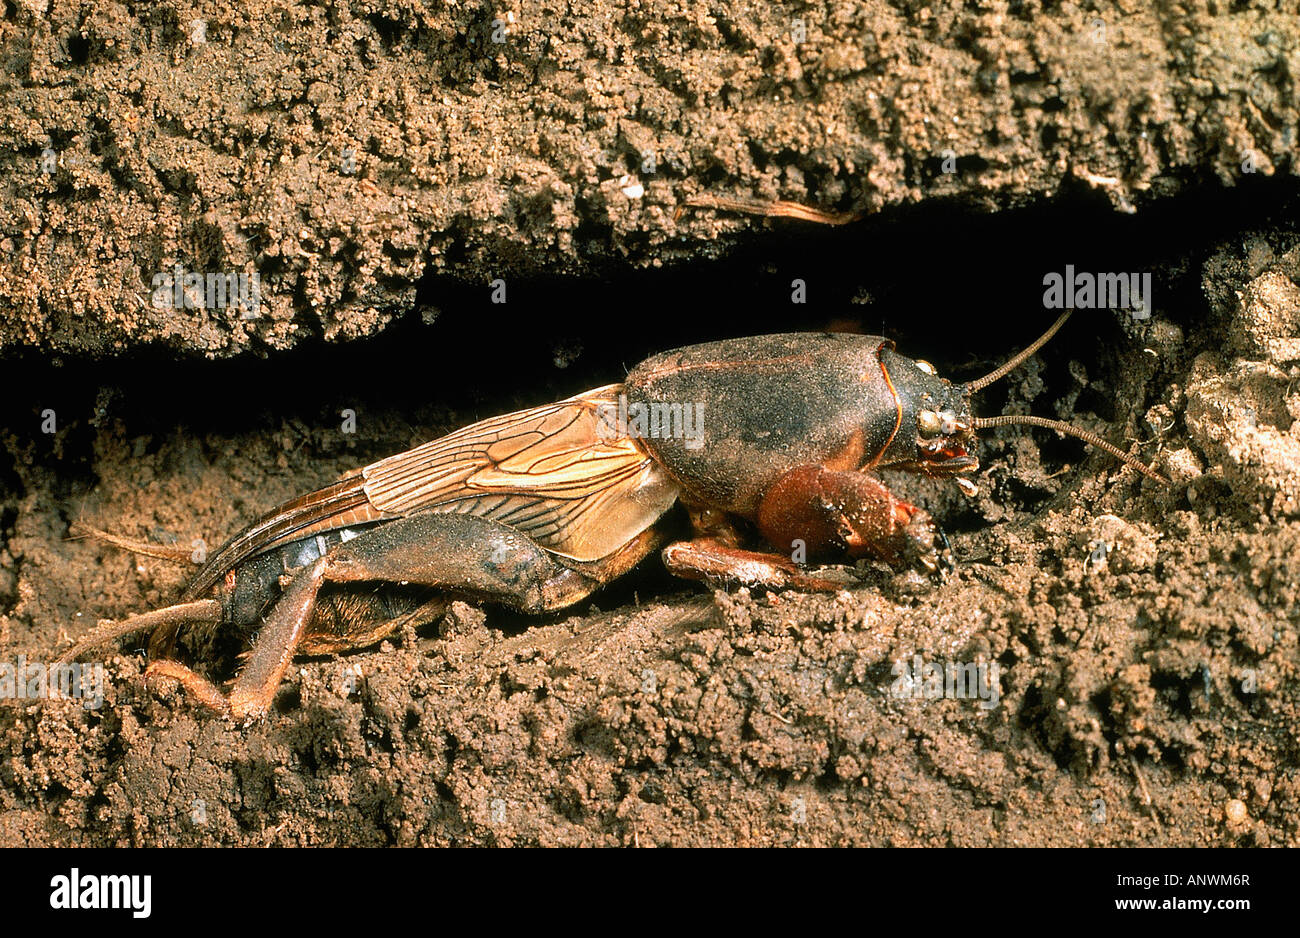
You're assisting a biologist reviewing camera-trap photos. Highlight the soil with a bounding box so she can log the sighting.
[1,2,1299,846]
[2,1,1298,357]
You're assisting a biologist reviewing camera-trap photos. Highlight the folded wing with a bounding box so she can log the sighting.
[184,385,680,599]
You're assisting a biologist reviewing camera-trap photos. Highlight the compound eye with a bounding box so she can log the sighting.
[915,359,937,376]
[918,410,942,436]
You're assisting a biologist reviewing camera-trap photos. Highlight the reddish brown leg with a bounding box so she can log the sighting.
[145,660,229,711]
[662,494,850,590]
[144,561,324,722]
[662,538,850,591]
[756,465,948,573]
[225,554,326,720]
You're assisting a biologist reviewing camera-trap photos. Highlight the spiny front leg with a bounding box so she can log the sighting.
[661,494,853,591]
[756,465,950,574]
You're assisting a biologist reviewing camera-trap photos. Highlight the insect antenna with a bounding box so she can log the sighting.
[969,413,1167,483]
[963,311,1167,482]
[966,311,1072,392]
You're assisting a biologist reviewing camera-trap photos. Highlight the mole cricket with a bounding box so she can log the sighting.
[60,311,1164,721]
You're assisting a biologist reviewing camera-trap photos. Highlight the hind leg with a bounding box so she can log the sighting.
[57,600,222,667]
[152,513,662,722]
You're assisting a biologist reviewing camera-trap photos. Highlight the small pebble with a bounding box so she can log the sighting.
[618,174,644,199]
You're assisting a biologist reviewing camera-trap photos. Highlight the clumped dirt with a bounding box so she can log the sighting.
[1,1,1297,356]
[2,3,1300,847]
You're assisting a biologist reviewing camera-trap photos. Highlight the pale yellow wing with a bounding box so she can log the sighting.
[360,385,680,561]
